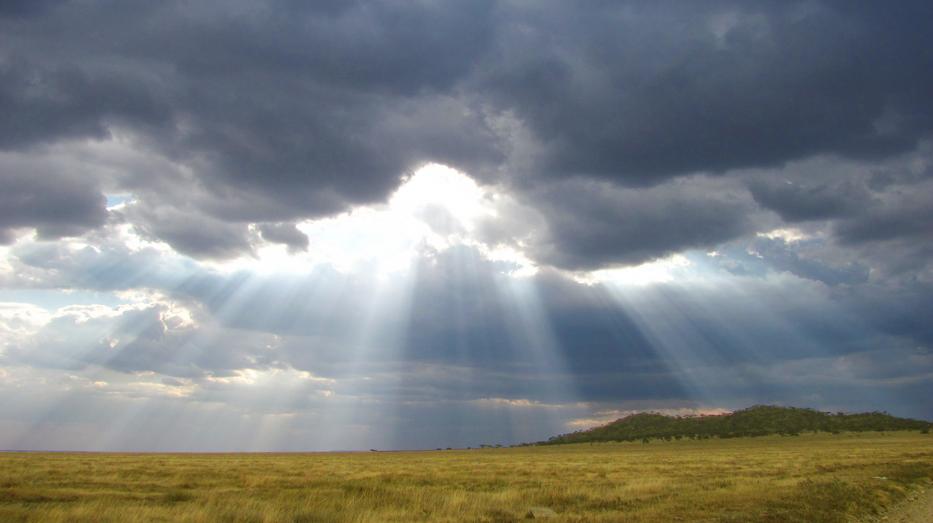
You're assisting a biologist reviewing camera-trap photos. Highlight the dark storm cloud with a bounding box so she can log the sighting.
[516,178,757,270]
[0,59,171,150]
[0,0,502,235]
[835,191,933,245]
[258,223,309,253]
[819,177,933,277]
[3,0,933,262]
[748,179,874,222]
[482,0,933,184]
[848,283,933,348]
[121,204,256,260]
[0,0,66,18]
[0,165,107,241]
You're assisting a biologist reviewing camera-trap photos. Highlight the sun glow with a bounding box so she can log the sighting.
[222,164,508,277]
[200,164,714,285]
[391,163,492,233]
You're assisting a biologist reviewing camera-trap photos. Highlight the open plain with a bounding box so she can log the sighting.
[1,432,931,522]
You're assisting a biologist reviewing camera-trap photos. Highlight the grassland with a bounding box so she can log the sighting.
[1,432,931,522]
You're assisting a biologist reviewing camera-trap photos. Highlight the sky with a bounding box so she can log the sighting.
[1,0,932,451]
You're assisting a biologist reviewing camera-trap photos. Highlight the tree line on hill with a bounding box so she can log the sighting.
[539,405,932,445]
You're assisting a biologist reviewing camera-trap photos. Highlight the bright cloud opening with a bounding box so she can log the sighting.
[223,164,510,277]
[581,254,693,286]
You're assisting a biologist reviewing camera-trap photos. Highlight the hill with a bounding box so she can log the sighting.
[541,405,932,445]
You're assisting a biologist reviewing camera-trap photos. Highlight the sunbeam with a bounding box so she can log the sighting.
[3,5,932,520]
[3,156,932,451]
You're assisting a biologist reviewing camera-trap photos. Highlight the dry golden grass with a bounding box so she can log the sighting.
[1,432,931,522]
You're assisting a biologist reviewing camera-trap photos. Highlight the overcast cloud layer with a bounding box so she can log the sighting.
[1,1,931,450]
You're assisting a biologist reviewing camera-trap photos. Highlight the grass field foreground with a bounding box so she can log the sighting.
[1,432,931,522]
